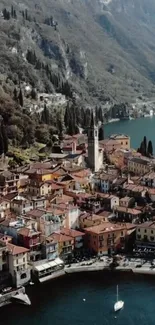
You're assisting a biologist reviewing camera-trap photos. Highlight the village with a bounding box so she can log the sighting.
[0,112,155,289]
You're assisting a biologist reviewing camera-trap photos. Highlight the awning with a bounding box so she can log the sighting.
[54,257,64,266]
[48,261,57,267]
[34,258,64,272]
[35,265,45,272]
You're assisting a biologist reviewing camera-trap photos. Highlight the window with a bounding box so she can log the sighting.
[150,236,154,241]
[21,273,27,279]
[23,257,25,262]
[144,229,147,233]
[138,229,140,232]
[151,230,154,234]
[126,142,128,145]
[16,259,18,264]
[121,231,123,236]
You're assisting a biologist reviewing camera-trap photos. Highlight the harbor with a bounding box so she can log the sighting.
[1,271,155,325]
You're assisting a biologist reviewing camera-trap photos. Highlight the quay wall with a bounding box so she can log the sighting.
[64,264,155,276]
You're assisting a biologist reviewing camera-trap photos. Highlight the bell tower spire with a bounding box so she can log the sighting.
[87,109,99,172]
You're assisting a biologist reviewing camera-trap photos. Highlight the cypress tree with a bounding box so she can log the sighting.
[99,125,104,141]
[1,121,8,154]
[147,140,153,156]
[139,141,145,156]
[11,5,14,18]
[143,136,147,156]
[0,129,4,155]
[13,87,18,101]
[19,88,24,107]
[41,104,50,124]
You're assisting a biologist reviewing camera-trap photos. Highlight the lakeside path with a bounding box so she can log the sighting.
[64,257,155,276]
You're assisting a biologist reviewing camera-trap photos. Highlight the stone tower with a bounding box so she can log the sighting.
[88,110,99,172]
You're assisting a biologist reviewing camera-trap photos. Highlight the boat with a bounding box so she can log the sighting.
[114,285,124,312]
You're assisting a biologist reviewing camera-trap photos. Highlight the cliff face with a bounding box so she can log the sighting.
[1,0,155,104]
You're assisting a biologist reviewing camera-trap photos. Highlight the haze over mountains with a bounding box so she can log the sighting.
[1,0,155,104]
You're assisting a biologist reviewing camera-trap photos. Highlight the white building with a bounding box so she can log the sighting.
[7,243,31,287]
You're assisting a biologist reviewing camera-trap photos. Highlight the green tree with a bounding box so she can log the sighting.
[13,88,18,101]
[18,88,24,107]
[1,120,8,154]
[41,104,50,124]
[99,125,104,141]
[0,129,4,155]
[147,140,153,156]
[143,136,147,156]
[35,126,50,144]
[139,140,145,156]
[31,88,37,100]
[11,5,14,18]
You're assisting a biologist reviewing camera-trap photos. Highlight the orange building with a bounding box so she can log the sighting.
[109,134,130,150]
[84,222,126,255]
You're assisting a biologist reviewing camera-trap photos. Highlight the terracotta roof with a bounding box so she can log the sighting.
[3,193,18,201]
[114,205,142,215]
[71,169,91,178]
[26,209,46,218]
[137,221,155,229]
[72,176,88,184]
[60,228,85,238]
[44,181,64,189]
[85,222,126,235]
[52,232,73,243]
[30,162,53,170]
[18,227,41,237]
[46,208,65,215]
[56,195,74,204]
[7,243,29,255]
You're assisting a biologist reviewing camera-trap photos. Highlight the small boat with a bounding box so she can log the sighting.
[114,285,124,312]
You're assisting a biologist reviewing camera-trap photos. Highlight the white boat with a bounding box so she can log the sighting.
[114,285,124,312]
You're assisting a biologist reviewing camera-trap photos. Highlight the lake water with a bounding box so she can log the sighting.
[105,116,155,149]
[2,272,155,325]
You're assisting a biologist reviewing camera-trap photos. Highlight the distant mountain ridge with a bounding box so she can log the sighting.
[0,0,155,104]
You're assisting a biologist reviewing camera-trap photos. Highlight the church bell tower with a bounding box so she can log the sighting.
[88,110,99,172]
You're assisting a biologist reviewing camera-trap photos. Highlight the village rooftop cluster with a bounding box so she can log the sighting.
[0,113,155,286]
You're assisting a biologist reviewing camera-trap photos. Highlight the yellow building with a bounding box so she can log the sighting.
[128,157,150,175]
[110,134,130,150]
[52,233,74,258]
[136,222,155,249]
[79,212,111,229]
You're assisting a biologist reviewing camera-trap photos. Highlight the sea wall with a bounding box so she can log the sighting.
[64,264,155,276]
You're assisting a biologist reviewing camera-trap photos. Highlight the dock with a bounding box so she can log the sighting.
[0,286,31,307]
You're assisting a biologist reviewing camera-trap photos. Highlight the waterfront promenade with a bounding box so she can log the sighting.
[64,256,155,275]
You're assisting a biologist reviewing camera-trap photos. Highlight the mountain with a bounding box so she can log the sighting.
[1,0,155,106]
